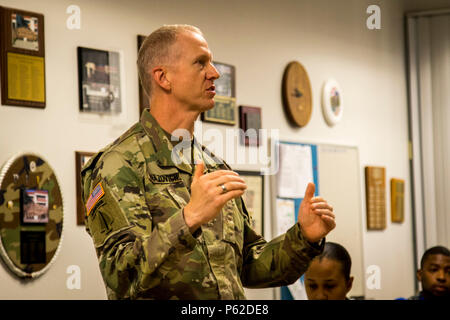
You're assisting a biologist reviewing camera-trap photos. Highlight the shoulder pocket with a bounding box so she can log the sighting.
[86,187,130,248]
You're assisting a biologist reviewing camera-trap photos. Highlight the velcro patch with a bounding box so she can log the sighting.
[86,182,105,216]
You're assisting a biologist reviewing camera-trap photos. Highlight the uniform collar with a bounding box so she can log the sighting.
[140,109,220,174]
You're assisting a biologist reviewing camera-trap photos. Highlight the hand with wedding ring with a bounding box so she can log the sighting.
[184,161,247,233]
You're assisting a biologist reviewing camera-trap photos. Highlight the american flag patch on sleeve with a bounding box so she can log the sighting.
[86,182,105,217]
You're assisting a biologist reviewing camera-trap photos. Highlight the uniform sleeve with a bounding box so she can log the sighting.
[82,151,197,299]
[237,198,325,288]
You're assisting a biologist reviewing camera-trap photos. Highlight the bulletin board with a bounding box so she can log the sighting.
[273,141,364,299]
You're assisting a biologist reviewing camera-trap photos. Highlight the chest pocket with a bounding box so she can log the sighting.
[222,199,244,256]
[146,182,190,225]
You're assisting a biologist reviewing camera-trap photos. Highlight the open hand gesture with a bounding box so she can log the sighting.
[297,182,336,243]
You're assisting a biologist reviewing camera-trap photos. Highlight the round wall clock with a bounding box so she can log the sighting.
[322,78,343,126]
[282,61,312,127]
[0,153,64,279]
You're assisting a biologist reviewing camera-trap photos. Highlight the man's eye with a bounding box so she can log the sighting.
[324,284,336,290]
[308,284,317,290]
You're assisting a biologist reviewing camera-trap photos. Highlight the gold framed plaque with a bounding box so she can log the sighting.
[201,61,236,125]
[365,166,386,230]
[390,178,404,223]
[282,61,312,127]
[0,6,46,108]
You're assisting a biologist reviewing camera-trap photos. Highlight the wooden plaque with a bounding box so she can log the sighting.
[0,6,46,108]
[282,61,312,127]
[365,166,386,230]
[390,178,405,223]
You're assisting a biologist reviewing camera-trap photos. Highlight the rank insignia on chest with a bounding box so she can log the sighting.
[149,172,181,184]
[86,182,105,216]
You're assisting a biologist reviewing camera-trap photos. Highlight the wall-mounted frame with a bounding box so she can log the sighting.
[75,151,94,225]
[0,153,63,279]
[0,6,46,108]
[235,170,264,236]
[390,178,404,223]
[137,34,149,117]
[239,105,262,146]
[77,47,122,114]
[365,166,386,230]
[201,61,236,125]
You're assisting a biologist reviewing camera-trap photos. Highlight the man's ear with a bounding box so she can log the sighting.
[346,276,354,294]
[417,269,422,282]
[152,66,171,91]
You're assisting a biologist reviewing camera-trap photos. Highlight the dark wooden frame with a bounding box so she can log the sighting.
[137,34,149,117]
[239,105,262,146]
[201,61,236,125]
[75,151,95,225]
[77,46,122,114]
[235,170,264,237]
[0,6,46,108]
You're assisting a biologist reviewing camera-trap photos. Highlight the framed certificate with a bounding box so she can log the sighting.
[201,61,236,125]
[0,6,46,108]
[236,170,264,236]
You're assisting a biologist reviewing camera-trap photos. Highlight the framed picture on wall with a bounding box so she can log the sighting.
[137,34,149,117]
[75,151,95,225]
[236,170,264,236]
[201,61,236,125]
[0,6,46,108]
[21,188,49,224]
[77,47,122,114]
[239,105,262,146]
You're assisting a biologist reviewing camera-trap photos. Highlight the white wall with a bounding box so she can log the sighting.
[0,0,446,300]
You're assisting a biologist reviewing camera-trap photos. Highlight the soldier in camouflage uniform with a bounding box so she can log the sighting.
[81,24,336,299]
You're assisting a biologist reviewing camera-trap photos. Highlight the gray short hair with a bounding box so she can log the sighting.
[137,24,203,99]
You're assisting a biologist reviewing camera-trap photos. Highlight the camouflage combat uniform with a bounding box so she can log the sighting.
[81,109,324,299]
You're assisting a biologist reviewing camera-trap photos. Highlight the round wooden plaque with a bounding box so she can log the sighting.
[282,61,312,127]
[0,153,64,279]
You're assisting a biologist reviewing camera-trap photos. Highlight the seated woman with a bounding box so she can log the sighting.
[304,242,354,300]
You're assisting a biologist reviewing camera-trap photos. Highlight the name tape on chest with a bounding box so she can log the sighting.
[86,182,105,216]
[149,173,181,184]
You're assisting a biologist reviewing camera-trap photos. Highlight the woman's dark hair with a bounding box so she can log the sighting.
[317,242,352,280]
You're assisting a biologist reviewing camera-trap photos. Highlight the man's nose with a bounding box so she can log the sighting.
[316,289,328,300]
[207,63,220,80]
[436,269,446,281]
